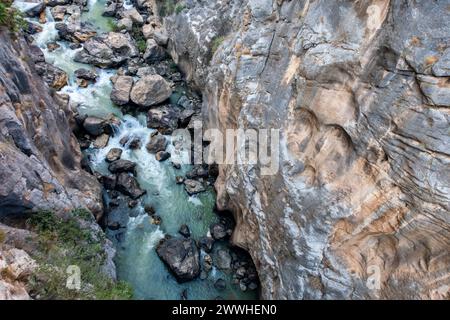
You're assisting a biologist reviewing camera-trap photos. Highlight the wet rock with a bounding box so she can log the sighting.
[93,133,110,148]
[130,75,173,107]
[143,39,167,63]
[47,42,60,52]
[155,151,171,162]
[198,236,214,253]
[239,281,247,292]
[21,1,46,18]
[235,267,246,279]
[150,214,162,225]
[215,249,232,270]
[55,22,97,43]
[106,148,123,162]
[146,134,167,153]
[186,165,209,180]
[144,205,155,215]
[210,223,228,240]
[203,254,213,271]
[74,32,138,68]
[108,159,137,174]
[147,105,181,134]
[34,62,68,90]
[110,75,133,105]
[172,162,181,170]
[184,179,206,196]
[115,173,146,199]
[128,199,139,208]
[156,237,201,282]
[248,282,258,291]
[74,68,98,81]
[47,0,70,6]
[83,116,109,136]
[100,174,116,190]
[102,2,117,17]
[175,176,184,184]
[51,5,67,21]
[214,279,226,291]
[178,224,191,238]
[107,221,121,231]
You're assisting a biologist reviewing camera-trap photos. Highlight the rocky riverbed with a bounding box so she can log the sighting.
[8,0,259,299]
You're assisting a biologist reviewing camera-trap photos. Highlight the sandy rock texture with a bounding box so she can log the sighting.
[161,0,450,299]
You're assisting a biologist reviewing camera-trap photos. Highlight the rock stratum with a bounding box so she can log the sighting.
[161,0,450,299]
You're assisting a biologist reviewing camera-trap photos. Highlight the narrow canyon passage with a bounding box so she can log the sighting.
[23,0,258,300]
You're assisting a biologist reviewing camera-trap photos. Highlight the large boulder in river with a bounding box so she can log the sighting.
[74,32,138,68]
[108,159,136,174]
[106,148,122,162]
[130,75,173,107]
[183,179,206,196]
[82,116,109,136]
[110,76,133,105]
[115,173,146,199]
[146,134,167,154]
[34,62,68,90]
[156,237,200,282]
[147,105,181,134]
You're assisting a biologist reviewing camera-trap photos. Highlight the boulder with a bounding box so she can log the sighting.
[143,39,167,63]
[102,2,117,17]
[117,17,133,31]
[184,179,206,196]
[210,223,228,240]
[156,237,200,282]
[123,8,144,25]
[214,249,232,270]
[108,159,137,174]
[110,76,133,105]
[93,133,110,148]
[47,41,60,52]
[115,173,146,199]
[74,68,98,81]
[178,224,191,238]
[142,23,155,39]
[83,116,109,136]
[198,236,214,253]
[155,151,171,162]
[51,5,66,21]
[147,105,181,134]
[146,134,167,153]
[34,62,68,90]
[130,75,173,107]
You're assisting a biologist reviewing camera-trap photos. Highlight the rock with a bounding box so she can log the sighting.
[214,279,226,291]
[248,282,258,291]
[93,133,110,148]
[128,199,139,208]
[156,237,200,282]
[123,8,144,25]
[144,205,155,215]
[417,75,450,107]
[98,151,113,170]
[51,5,66,21]
[150,215,162,225]
[100,174,116,190]
[34,62,68,90]
[172,162,181,170]
[178,224,191,238]
[108,159,137,174]
[47,42,60,52]
[183,179,206,196]
[107,221,121,231]
[147,105,181,134]
[175,176,184,184]
[117,17,133,31]
[143,39,167,63]
[130,75,173,107]
[198,236,214,253]
[102,2,117,17]
[432,48,450,76]
[239,281,247,292]
[142,23,155,39]
[47,0,70,6]
[214,249,232,270]
[55,22,97,43]
[203,254,213,271]
[74,32,138,68]
[235,267,246,279]
[146,134,167,153]
[74,68,98,81]
[110,76,133,105]
[29,45,45,63]
[155,151,171,162]
[210,223,227,240]
[153,30,169,47]
[83,116,109,136]
[21,1,46,18]
[115,173,146,199]
[186,165,209,180]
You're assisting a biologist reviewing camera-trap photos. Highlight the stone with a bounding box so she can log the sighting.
[34,62,68,90]
[235,267,246,279]
[142,23,155,39]
[74,68,98,81]
[175,176,184,184]
[130,75,173,107]
[100,174,116,190]
[51,5,67,21]
[93,133,110,148]
[123,8,144,25]
[248,282,258,291]
[110,76,133,105]
[203,254,213,271]
[117,17,133,31]
[106,148,122,162]
[210,223,227,240]
[83,116,108,136]
[183,179,206,196]
[143,39,167,63]
[115,173,146,199]
[47,42,60,52]
[178,224,191,238]
[147,105,181,134]
[150,215,162,225]
[21,1,46,18]
[156,237,200,282]
[153,30,169,47]
[108,159,137,174]
[102,2,117,17]
[155,151,171,162]
[146,134,167,153]
[417,75,450,107]
[186,165,209,179]
[214,249,232,270]
[214,279,226,291]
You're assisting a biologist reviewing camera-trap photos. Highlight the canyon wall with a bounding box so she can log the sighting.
[162,0,450,299]
[0,30,103,218]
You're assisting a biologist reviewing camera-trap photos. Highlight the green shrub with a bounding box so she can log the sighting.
[0,0,26,32]
[159,0,176,17]
[27,210,133,300]
[211,36,225,55]
[175,4,185,14]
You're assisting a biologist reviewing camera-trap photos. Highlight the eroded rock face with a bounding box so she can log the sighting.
[130,74,173,107]
[0,32,103,218]
[162,0,450,299]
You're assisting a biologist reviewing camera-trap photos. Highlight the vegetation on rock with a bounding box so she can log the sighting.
[0,0,26,32]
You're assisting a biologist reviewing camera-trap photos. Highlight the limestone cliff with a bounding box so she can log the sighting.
[0,30,102,218]
[161,0,450,299]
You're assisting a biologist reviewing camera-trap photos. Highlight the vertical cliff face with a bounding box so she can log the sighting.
[0,30,102,218]
[162,0,450,299]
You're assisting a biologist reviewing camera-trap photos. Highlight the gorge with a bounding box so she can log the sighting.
[0,0,449,300]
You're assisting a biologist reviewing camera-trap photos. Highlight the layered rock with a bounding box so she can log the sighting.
[161,0,450,299]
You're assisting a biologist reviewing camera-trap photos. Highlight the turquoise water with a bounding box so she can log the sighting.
[26,1,258,300]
